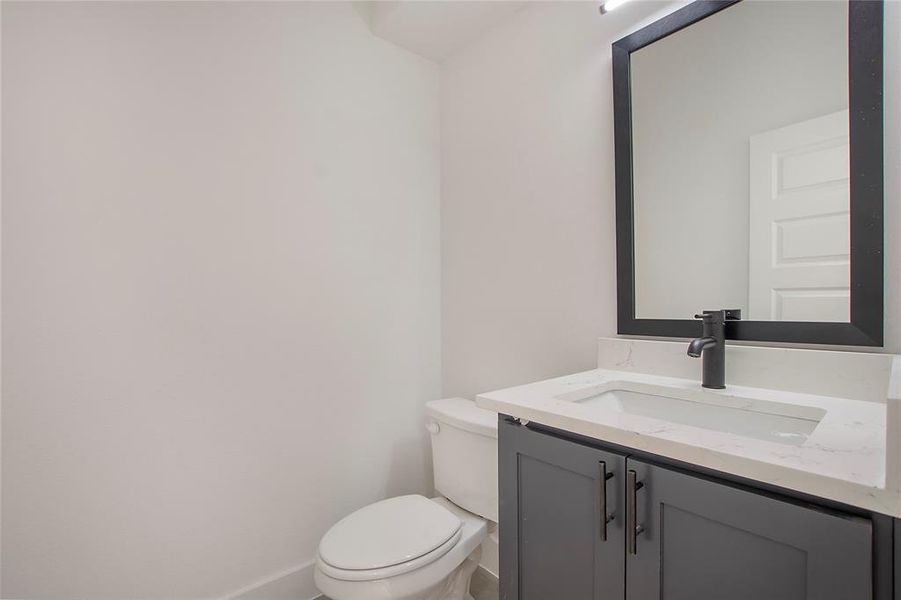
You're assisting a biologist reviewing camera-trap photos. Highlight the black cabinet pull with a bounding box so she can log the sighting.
[627,469,645,555]
[599,461,615,541]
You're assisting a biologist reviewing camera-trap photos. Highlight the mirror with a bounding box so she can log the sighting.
[613,0,884,346]
[633,1,849,322]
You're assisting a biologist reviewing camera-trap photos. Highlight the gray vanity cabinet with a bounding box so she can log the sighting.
[500,419,876,600]
[499,417,626,600]
[626,458,872,600]
[896,523,900,600]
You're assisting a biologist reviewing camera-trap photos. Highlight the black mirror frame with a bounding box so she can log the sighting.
[613,0,884,346]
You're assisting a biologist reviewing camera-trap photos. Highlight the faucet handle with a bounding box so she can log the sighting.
[694,313,721,328]
[694,309,742,322]
[694,311,721,321]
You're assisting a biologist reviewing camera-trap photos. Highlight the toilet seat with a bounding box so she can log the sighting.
[314,496,489,600]
[317,495,463,582]
[317,527,462,582]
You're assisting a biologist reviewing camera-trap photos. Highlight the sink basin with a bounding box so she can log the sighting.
[568,387,825,446]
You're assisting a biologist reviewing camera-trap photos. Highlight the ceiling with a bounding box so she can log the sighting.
[356,1,528,62]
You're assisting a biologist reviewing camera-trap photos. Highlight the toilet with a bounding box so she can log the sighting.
[314,398,498,600]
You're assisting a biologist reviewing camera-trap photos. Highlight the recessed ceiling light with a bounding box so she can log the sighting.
[600,0,635,14]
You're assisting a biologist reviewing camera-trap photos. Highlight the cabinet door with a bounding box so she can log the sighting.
[894,519,901,600]
[499,419,626,600]
[625,458,872,600]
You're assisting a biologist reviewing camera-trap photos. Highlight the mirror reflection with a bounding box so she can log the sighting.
[631,1,850,322]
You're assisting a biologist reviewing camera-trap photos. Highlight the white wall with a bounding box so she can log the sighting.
[1,3,440,599]
[3,0,900,597]
[631,0,848,319]
[441,1,685,402]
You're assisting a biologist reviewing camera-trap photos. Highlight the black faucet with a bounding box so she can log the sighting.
[687,309,739,389]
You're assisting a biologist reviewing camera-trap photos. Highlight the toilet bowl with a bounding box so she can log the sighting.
[314,496,487,600]
[314,398,498,600]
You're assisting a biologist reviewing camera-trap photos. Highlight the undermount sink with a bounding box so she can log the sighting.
[565,386,826,446]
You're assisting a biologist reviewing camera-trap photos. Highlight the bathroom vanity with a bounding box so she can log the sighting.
[479,0,895,597]
[478,339,901,600]
[498,420,875,600]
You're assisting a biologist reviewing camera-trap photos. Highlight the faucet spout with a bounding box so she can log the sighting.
[687,309,736,389]
[687,336,717,358]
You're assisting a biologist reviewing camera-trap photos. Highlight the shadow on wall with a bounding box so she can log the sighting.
[385,432,435,498]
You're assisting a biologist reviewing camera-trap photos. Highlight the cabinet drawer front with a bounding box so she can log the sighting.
[499,419,626,600]
[626,459,872,600]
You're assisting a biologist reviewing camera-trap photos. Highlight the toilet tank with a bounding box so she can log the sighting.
[425,398,498,523]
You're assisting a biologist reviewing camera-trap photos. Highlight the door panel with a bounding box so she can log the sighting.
[659,504,807,598]
[625,458,872,600]
[748,109,850,322]
[499,419,626,600]
[894,519,901,600]
[518,455,595,599]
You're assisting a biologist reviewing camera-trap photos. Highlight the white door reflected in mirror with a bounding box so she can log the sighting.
[748,110,850,322]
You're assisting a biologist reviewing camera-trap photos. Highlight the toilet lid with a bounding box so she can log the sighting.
[318,495,462,571]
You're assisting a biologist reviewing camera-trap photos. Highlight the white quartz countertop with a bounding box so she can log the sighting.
[477,367,901,517]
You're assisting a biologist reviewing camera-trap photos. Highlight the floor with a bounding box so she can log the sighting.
[468,567,499,600]
[318,566,498,600]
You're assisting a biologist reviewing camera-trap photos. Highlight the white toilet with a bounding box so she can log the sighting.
[314,398,498,600]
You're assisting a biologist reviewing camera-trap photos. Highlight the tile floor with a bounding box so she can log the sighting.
[318,566,498,600]
[468,567,499,600]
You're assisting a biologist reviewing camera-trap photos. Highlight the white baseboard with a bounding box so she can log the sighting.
[478,524,499,578]
[479,535,498,578]
[219,549,497,600]
[221,558,320,600]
